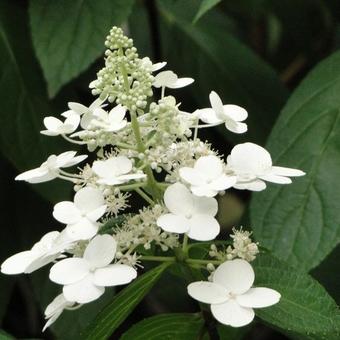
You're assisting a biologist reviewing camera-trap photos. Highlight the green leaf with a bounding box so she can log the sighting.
[250,51,340,270]
[29,0,134,97]
[0,329,15,340]
[193,0,221,23]
[253,254,340,338]
[82,263,170,340]
[0,0,73,203]
[157,0,288,145]
[120,313,205,340]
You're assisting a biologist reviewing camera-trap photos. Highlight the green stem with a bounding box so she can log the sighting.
[182,234,189,254]
[117,182,146,191]
[141,256,176,262]
[186,258,222,266]
[135,188,155,205]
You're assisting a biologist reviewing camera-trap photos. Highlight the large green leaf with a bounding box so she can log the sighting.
[29,0,134,97]
[0,0,72,203]
[120,313,205,340]
[157,0,288,145]
[193,0,221,23]
[253,254,340,338]
[250,51,340,270]
[81,263,170,340]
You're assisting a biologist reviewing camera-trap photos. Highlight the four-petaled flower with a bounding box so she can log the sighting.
[1,231,73,275]
[49,235,137,303]
[153,70,194,90]
[43,294,76,331]
[227,142,305,191]
[187,259,281,327]
[80,105,127,132]
[157,183,220,241]
[15,151,87,183]
[196,91,248,134]
[53,187,107,240]
[179,155,237,197]
[41,111,80,136]
[140,57,166,72]
[92,156,146,185]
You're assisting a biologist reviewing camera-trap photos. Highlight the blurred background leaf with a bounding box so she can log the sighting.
[250,51,340,271]
[29,0,134,98]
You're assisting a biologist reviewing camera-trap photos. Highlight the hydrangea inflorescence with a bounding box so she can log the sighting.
[1,27,305,330]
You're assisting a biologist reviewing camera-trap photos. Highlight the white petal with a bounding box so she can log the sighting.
[211,300,254,327]
[153,70,177,88]
[26,171,58,184]
[43,309,63,332]
[43,117,63,132]
[1,251,36,274]
[63,274,104,303]
[196,108,223,124]
[187,281,229,304]
[108,104,126,122]
[222,104,248,121]
[74,187,105,213]
[157,214,190,234]
[163,183,194,215]
[179,167,205,186]
[25,253,60,273]
[65,218,99,240]
[61,155,88,168]
[187,215,220,241]
[169,77,194,88]
[55,151,77,167]
[115,173,146,183]
[94,264,137,286]
[237,287,281,308]
[233,179,266,191]
[210,175,237,191]
[84,235,116,268]
[228,143,272,176]
[40,129,60,136]
[63,112,80,132]
[53,202,81,224]
[271,166,305,177]
[68,102,88,114]
[259,173,292,184]
[152,61,167,71]
[49,258,89,285]
[225,120,248,134]
[86,205,107,222]
[195,155,223,180]
[15,167,49,182]
[209,91,224,117]
[191,185,217,197]
[80,112,94,129]
[213,259,254,294]
[192,196,218,216]
[89,97,105,110]
[45,293,69,317]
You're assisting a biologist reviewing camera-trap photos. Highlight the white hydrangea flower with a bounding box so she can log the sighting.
[140,57,166,72]
[227,142,305,191]
[41,112,80,136]
[15,151,87,183]
[196,91,248,134]
[80,105,127,132]
[153,70,194,89]
[1,231,73,275]
[187,259,280,327]
[49,235,137,303]
[157,183,220,241]
[92,156,146,185]
[53,187,107,240]
[179,155,237,197]
[67,97,105,116]
[43,293,76,332]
